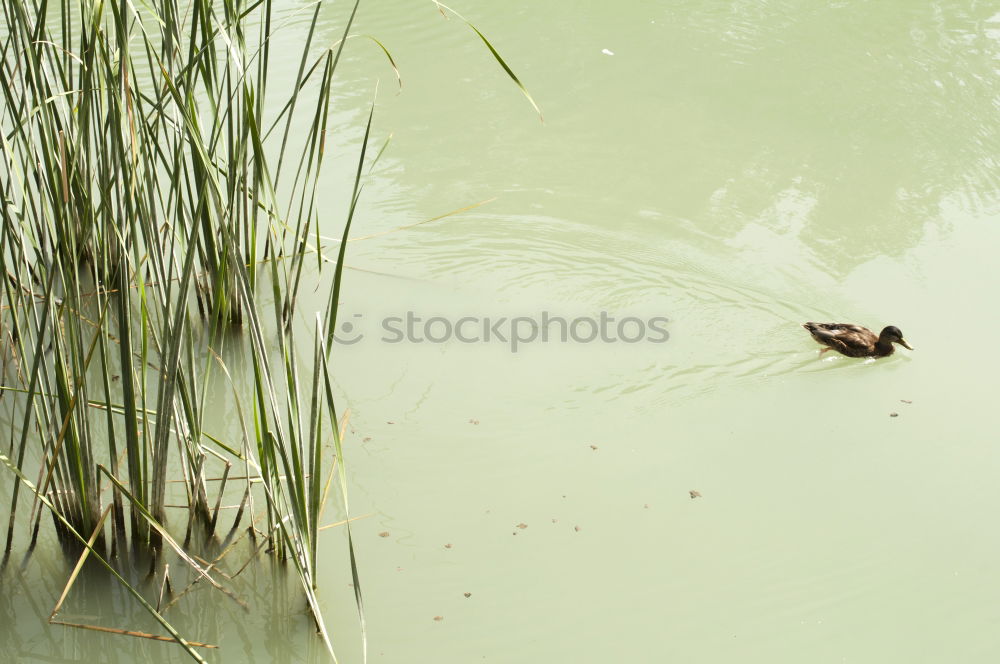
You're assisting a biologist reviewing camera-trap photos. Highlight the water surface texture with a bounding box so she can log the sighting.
[5,1,1000,662]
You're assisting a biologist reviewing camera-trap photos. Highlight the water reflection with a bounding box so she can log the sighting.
[327,0,999,284]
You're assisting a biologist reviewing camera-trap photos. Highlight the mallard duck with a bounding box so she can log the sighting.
[803,322,913,358]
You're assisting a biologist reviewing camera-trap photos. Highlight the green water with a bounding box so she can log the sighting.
[4,0,1000,661]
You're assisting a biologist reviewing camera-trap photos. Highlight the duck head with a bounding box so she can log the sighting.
[879,325,913,350]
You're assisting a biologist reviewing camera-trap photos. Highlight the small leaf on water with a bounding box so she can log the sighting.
[469,418,480,425]
[433,616,443,622]
[890,412,899,417]
[378,531,390,537]
[464,592,472,598]
[574,525,581,532]
[589,445,598,450]
[516,523,527,529]
[689,490,702,499]
[444,543,452,549]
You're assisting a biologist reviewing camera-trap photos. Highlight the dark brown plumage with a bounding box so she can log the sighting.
[803,322,913,358]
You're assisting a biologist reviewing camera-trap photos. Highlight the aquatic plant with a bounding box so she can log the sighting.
[1,0,369,657]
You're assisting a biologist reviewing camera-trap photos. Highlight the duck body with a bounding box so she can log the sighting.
[803,322,913,358]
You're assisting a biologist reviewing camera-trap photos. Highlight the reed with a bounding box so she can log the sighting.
[1,0,368,657]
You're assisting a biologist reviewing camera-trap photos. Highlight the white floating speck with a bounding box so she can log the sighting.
[602,48,615,56]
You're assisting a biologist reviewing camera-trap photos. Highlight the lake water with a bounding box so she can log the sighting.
[4,1,1000,662]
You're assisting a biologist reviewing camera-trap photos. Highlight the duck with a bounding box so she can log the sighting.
[803,322,913,358]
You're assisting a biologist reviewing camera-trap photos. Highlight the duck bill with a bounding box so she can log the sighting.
[899,339,914,350]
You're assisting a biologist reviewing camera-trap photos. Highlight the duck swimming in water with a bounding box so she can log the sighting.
[803,322,913,358]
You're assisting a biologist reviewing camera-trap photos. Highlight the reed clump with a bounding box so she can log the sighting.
[1,0,368,658]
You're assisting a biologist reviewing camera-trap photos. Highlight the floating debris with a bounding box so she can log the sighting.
[900,399,913,404]
[363,437,371,442]
[378,531,390,538]
[387,421,395,424]
[516,523,528,529]
[444,543,452,549]
[589,444,598,450]
[433,616,443,622]
[464,592,472,598]
[469,418,480,425]
[689,490,702,499]
[643,504,649,509]
[890,412,899,418]
[602,48,615,56]
[574,525,581,532]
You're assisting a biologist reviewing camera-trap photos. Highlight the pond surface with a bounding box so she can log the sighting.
[4,1,1000,662]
